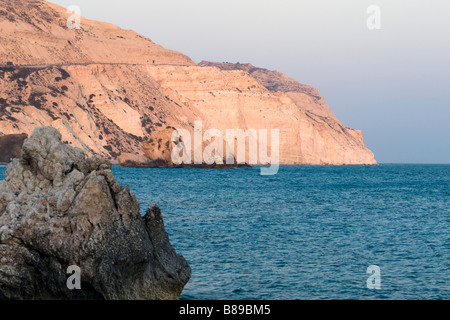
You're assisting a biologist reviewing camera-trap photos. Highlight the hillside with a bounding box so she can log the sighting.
[0,0,376,165]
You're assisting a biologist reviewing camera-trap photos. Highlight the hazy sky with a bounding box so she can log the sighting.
[50,0,450,163]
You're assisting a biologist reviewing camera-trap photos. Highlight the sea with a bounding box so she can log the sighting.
[1,164,449,300]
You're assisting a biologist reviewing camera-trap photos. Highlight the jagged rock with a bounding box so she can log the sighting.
[0,126,191,300]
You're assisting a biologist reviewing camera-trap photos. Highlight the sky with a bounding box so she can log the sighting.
[50,0,450,164]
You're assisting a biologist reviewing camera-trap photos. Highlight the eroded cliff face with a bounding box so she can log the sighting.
[0,0,377,165]
[0,127,191,300]
[0,64,204,161]
[145,64,377,165]
[0,0,194,66]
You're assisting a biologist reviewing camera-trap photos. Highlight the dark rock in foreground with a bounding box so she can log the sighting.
[0,127,191,300]
[0,133,27,164]
[120,158,252,169]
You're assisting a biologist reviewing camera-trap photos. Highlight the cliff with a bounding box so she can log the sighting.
[0,0,194,66]
[0,0,377,166]
[0,127,191,299]
[146,64,376,165]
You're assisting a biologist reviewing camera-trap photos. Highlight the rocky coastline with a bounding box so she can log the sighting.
[0,127,191,300]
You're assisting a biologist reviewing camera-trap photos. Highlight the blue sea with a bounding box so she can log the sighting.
[1,164,449,300]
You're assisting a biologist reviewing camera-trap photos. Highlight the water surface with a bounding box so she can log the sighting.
[1,164,449,299]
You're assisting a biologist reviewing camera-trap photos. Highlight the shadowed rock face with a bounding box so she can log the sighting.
[0,126,191,300]
[0,133,27,163]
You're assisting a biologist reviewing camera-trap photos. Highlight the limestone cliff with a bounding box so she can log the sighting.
[0,127,191,299]
[0,0,377,165]
[146,64,377,165]
[0,0,194,66]
[0,63,204,161]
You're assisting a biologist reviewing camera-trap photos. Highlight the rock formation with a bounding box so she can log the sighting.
[146,64,377,165]
[0,133,27,163]
[0,0,377,166]
[198,61,322,99]
[0,126,191,300]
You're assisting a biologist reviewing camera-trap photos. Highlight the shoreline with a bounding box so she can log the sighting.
[119,161,252,169]
[117,162,380,169]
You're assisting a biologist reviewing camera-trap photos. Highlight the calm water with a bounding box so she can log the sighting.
[1,164,449,299]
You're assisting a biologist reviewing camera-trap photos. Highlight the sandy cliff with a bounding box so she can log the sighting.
[146,63,377,165]
[0,0,376,165]
[0,0,194,66]
[0,63,204,161]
